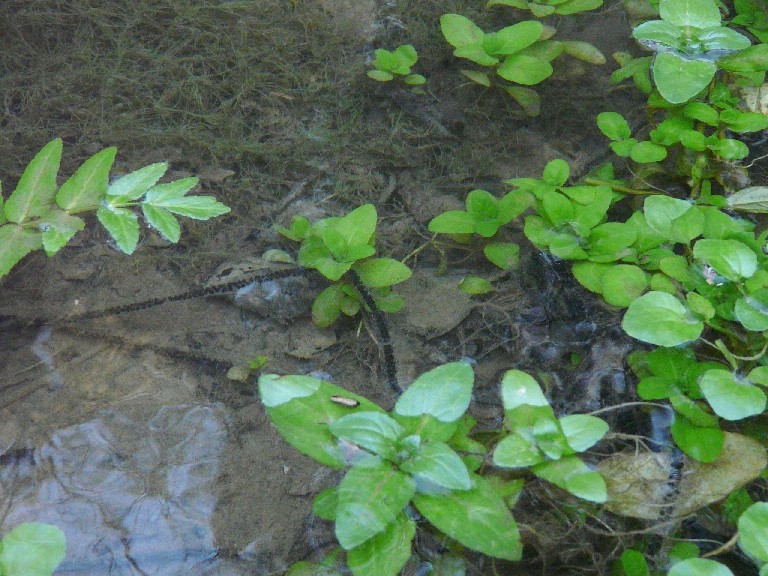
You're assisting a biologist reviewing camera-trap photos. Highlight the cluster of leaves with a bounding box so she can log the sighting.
[366,44,426,90]
[259,363,608,576]
[440,14,605,116]
[0,138,230,279]
[0,522,66,576]
[276,204,411,327]
[487,0,603,17]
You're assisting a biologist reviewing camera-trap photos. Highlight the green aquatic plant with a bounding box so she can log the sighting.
[631,0,758,103]
[366,44,426,89]
[440,13,605,115]
[0,522,66,576]
[0,138,230,279]
[260,362,608,576]
[487,0,603,17]
[277,203,411,327]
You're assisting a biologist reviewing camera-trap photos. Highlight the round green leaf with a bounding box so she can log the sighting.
[459,275,495,295]
[693,238,757,281]
[667,558,734,576]
[491,21,543,56]
[596,112,632,141]
[633,20,684,48]
[368,69,394,81]
[0,522,66,576]
[735,289,768,331]
[653,52,716,104]
[630,140,668,163]
[671,415,723,463]
[739,502,768,563]
[497,54,553,85]
[428,210,476,234]
[622,291,703,346]
[700,369,766,421]
[483,242,520,270]
[501,369,549,410]
[601,264,648,307]
[660,0,722,29]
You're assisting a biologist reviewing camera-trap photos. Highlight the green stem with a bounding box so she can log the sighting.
[581,177,655,196]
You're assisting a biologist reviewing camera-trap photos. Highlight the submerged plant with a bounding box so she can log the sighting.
[277,203,411,327]
[259,362,608,576]
[440,13,605,115]
[367,44,426,89]
[0,138,230,279]
[0,522,66,576]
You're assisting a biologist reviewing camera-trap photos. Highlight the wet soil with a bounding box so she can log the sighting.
[0,1,653,574]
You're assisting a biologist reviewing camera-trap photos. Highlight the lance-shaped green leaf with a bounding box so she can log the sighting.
[412,475,522,561]
[259,374,385,468]
[346,513,415,576]
[107,162,168,201]
[0,224,42,277]
[532,455,607,502]
[353,258,411,288]
[141,204,181,243]
[395,362,473,423]
[622,291,704,347]
[144,180,230,220]
[400,441,472,492]
[329,412,403,461]
[96,205,140,254]
[335,457,415,549]
[699,369,766,421]
[57,146,116,211]
[5,139,62,224]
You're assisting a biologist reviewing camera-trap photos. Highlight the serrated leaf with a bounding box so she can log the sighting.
[39,211,85,256]
[5,139,62,224]
[96,205,140,254]
[413,475,521,561]
[141,203,181,243]
[336,457,415,549]
[107,162,168,200]
[57,146,116,211]
[144,177,199,202]
[146,194,230,220]
[0,224,43,277]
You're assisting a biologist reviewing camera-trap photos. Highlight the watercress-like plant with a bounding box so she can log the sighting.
[440,14,605,115]
[259,362,608,575]
[0,138,230,278]
[631,0,757,103]
[367,44,426,89]
[276,204,411,327]
[487,0,603,17]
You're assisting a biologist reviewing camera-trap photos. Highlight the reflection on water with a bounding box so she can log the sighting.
[0,403,259,574]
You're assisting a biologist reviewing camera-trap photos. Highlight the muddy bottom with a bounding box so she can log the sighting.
[0,0,648,573]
